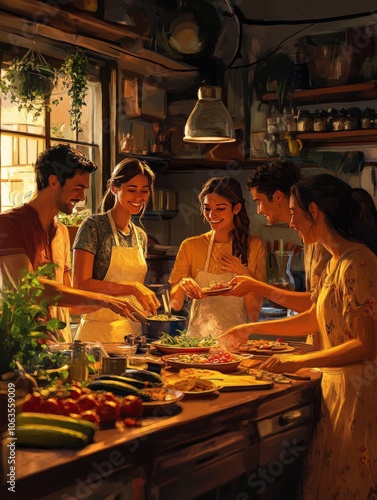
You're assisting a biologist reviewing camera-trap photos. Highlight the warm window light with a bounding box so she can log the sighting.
[183,85,236,143]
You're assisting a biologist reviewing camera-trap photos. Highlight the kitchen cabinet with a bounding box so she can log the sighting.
[10,371,321,500]
[261,80,377,148]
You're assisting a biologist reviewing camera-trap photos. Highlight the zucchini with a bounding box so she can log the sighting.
[87,380,153,401]
[122,369,162,386]
[16,425,90,449]
[16,412,96,438]
[94,374,150,390]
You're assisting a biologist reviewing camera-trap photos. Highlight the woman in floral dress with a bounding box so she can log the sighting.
[223,174,377,499]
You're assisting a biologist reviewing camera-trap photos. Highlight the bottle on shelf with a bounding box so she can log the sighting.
[120,133,134,153]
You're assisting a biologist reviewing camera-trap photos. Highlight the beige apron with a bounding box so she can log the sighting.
[187,231,248,339]
[76,212,147,343]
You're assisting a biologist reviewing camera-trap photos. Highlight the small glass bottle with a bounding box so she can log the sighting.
[69,340,88,383]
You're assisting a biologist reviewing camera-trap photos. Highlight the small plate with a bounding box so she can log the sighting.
[181,385,223,397]
[162,354,244,373]
[239,345,296,355]
[141,387,184,407]
[201,285,235,296]
[151,341,216,355]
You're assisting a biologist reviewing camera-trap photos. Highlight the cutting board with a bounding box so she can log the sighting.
[208,373,273,391]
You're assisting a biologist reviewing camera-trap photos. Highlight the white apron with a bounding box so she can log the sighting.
[187,231,248,339]
[76,212,147,343]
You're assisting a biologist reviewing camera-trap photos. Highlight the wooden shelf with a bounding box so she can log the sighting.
[296,128,377,146]
[262,80,377,105]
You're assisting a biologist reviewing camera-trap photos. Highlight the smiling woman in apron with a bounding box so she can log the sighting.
[169,177,266,341]
[72,159,160,343]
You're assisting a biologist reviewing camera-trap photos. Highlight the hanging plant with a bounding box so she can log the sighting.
[0,48,58,119]
[252,51,295,113]
[60,48,89,132]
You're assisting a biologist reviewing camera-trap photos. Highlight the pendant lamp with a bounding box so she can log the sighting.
[183,84,236,143]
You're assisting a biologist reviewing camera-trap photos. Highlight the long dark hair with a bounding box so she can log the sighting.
[291,174,377,255]
[198,177,250,265]
[100,158,155,215]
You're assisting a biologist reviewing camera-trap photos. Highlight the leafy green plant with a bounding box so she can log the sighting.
[57,209,90,226]
[60,48,89,132]
[0,48,59,119]
[0,264,66,376]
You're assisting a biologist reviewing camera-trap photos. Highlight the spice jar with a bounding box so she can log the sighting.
[344,108,360,131]
[297,110,313,132]
[331,109,346,131]
[361,108,375,129]
[313,110,328,132]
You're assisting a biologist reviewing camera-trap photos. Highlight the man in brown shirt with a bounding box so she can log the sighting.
[0,144,143,341]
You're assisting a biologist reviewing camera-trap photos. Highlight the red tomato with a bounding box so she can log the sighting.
[80,410,100,426]
[61,398,80,416]
[20,393,42,412]
[99,392,120,412]
[68,386,82,400]
[276,338,285,344]
[39,398,61,415]
[97,400,119,426]
[100,391,119,404]
[120,395,144,419]
[77,394,100,412]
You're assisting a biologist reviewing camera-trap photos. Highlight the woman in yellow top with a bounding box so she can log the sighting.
[169,177,266,340]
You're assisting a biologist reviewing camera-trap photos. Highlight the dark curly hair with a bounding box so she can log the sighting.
[198,177,250,265]
[246,160,302,200]
[34,144,97,190]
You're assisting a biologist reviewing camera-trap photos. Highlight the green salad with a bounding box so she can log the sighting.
[159,331,217,347]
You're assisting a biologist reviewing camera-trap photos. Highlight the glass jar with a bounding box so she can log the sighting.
[297,110,313,132]
[69,340,88,382]
[313,110,328,132]
[361,108,375,129]
[331,109,346,131]
[344,108,360,131]
[283,107,297,132]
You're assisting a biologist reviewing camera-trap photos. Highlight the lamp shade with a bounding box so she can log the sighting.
[183,85,236,143]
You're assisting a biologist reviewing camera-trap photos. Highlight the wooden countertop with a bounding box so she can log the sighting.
[7,369,321,498]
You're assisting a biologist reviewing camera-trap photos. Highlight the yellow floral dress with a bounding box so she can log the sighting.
[304,245,377,499]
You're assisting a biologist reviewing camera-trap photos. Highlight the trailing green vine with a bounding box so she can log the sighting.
[60,48,89,132]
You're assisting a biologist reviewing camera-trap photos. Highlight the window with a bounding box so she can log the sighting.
[0,69,102,213]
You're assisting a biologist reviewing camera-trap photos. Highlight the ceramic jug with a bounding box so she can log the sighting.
[264,135,277,157]
[285,134,303,157]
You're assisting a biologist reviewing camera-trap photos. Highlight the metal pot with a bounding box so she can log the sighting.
[144,315,187,339]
